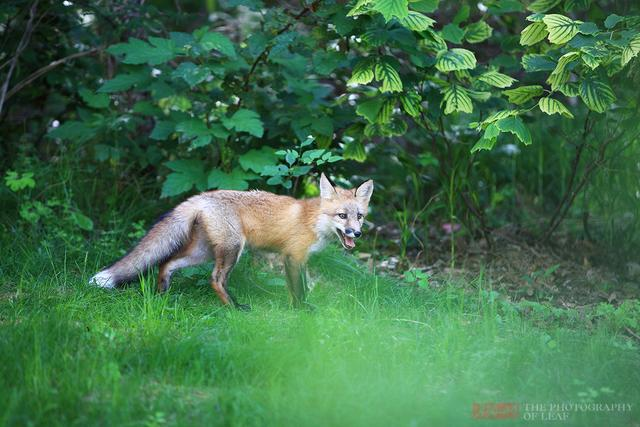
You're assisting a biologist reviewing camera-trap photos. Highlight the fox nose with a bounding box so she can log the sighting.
[345,228,362,238]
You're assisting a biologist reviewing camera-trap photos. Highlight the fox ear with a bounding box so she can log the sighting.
[355,179,374,203]
[319,173,336,199]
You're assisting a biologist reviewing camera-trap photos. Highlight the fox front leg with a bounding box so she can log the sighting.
[284,257,310,309]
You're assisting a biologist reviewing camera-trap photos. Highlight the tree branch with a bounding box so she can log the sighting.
[0,0,39,117]
[4,48,100,103]
[542,128,629,242]
[541,112,592,242]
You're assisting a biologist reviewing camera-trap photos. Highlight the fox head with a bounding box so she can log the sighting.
[318,173,374,250]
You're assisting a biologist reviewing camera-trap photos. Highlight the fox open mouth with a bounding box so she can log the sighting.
[336,228,356,250]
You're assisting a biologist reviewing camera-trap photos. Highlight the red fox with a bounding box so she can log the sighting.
[89,173,373,309]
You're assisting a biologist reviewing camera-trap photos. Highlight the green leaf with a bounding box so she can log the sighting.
[464,21,493,44]
[410,0,439,13]
[520,22,548,46]
[546,51,579,90]
[207,168,254,190]
[579,78,616,113]
[441,24,464,44]
[172,62,211,87]
[373,0,409,22]
[479,110,519,127]
[356,98,385,123]
[478,70,517,88]
[622,34,640,67]
[48,121,96,143]
[161,160,206,197]
[284,150,299,166]
[435,48,477,72]
[98,71,149,93]
[471,123,500,152]
[467,89,491,102]
[311,116,334,136]
[299,149,327,164]
[543,14,581,45]
[79,88,110,109]
[527,0,561,13]
[578,22,598,35]
[400,11,435,31]
[176,119,209,139]
[162,173,196,197]
[526,13,545,22]
[362,28,390,47]
[150,121,175,140]
[199,31,236,57]
[502,85,544,104]
[521,54,556,72]
[70,211,94,231]
[108,37,177,65]
[471,137,496,152]
[556,82,579,97]
[374,59,403,92]
[376,99,394,123]
[453,4,470,24]
[488,0,524,14]
[495,116,531,145]
[222,109,264,137]
[4,171,35,192]
[604,14,624,29]
[348,58,375,85]
[400,92,422,117]
[343,140,367,162]
[313,50,346,75]
[483,122,501,140]
[133,101,161,116]
[347,0,374,16]
[564,0,590,11]
[581,51,600,69]
[238,147,278,173]
[538,97,574,118]
[442,84,473,114]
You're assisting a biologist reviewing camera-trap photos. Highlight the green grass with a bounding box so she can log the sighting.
[0,236,638,427]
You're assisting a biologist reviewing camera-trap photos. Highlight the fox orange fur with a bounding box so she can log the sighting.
[89,173,373,309]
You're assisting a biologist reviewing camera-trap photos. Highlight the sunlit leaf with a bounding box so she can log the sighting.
[435,48,477,72]
[543,14,581,44]
[478,70,517,88]
[442,84,473,114]
[579,77,616,113]
[538,97,574,118]
[520,22,548,46]
[464,21,493,44]
[502,85,544,104]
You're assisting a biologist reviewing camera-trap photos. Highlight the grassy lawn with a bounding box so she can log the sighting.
[1,236,638,427]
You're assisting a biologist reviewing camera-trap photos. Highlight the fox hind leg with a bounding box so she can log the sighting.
[211,242,248,310]
[157,231,211,293]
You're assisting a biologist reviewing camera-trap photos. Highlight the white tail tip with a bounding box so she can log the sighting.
[89,270,115,289]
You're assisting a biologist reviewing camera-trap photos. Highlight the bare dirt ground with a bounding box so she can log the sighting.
[366,223,640,309]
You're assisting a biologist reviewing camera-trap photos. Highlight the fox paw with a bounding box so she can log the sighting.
[89,271,115,289]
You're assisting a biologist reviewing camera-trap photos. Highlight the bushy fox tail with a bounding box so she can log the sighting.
[89,208,196,288]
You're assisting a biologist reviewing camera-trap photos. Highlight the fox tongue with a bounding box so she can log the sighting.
[344,235,355,249]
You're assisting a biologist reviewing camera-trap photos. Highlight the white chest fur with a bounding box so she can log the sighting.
[308,215,334,254]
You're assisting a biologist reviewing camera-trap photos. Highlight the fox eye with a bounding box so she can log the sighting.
[357,213,363,220]
[337,213,347,219]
